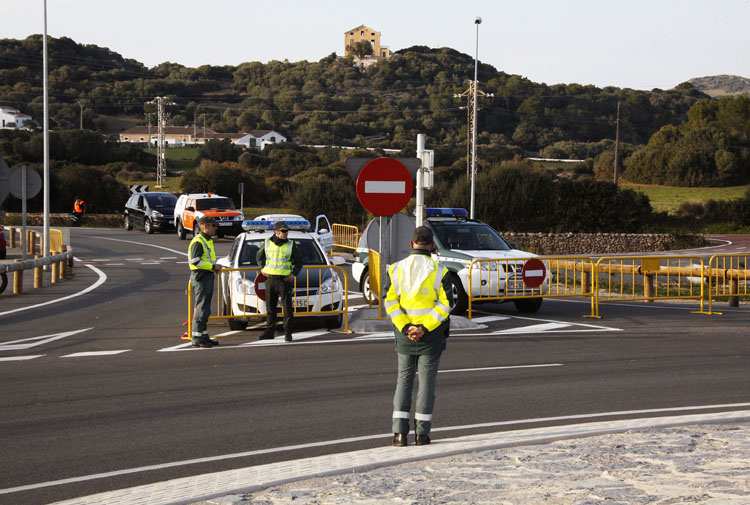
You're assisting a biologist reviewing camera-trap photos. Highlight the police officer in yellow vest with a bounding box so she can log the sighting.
[385,226,453,447]
[257,221,302,341]
[188,216,223,348]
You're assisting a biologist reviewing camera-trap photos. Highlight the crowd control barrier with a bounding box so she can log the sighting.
[468,257,598,319]
[706,254,750,315]
[594,255,707,316]
[187,264,350,338]
[331,224,359,254]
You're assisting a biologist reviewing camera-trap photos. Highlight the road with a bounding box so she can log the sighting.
[1,228,749,504]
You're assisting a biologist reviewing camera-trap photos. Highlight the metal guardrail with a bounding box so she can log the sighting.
[331,224,359,253]
[706,254,750,315]
[187,265,350,338]
[1,227,73,295]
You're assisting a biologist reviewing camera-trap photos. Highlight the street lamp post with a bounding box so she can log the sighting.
[470,16,482,219]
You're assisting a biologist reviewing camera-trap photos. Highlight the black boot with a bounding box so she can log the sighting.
[392,433,407,447]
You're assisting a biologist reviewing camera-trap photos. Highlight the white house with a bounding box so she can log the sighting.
[236,130,287,149]
[0,106,33,129]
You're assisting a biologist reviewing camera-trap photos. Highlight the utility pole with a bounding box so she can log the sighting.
[454,83,494,178]
[613,101,621,185]
[146,97,175,189]
[78,101,84,130]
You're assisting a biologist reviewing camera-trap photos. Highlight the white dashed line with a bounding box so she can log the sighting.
[0,355,44,362]
[61,350,131,358]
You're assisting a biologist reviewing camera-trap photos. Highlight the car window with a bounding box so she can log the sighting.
[196,198,234,211]
[239,238,326,267]
[431,223,511,251]
[145,193,177,208]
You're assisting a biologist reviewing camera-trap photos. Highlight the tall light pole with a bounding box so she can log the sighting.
[42,0,50,259]
[470,16,482,219]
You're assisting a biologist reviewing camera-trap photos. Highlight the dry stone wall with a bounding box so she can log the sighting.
[502,232,707,255]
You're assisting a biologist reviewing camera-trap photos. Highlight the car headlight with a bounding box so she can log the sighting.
[471,261,498,271]
[234,276,255,296]
[152,211,163,218]
[320,273,341,294]
[233,215,244,221]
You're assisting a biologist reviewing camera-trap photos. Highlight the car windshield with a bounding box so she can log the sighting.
[145,194,177,208]
[196,198,234,210]
[238,238,327,267]
[431,222,512,251]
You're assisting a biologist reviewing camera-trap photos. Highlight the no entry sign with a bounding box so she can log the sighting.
[254,272,268,301]
[521,258,546,289]
[355,158,413,216]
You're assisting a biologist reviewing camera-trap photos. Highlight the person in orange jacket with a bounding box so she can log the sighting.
[72,197,86,226]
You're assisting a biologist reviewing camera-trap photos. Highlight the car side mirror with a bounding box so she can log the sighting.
[330,256,345,266]
[318,228,328,234]
[186,206,195,212]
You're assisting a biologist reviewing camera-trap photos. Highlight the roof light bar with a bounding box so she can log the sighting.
[242,220,311,231]
[423,208,469,217]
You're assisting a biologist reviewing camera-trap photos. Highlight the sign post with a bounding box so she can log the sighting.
[9,166,42,261]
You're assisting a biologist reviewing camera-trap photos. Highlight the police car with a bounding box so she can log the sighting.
[253,213,334,255]
[352,208,547,315]
[217,219,346,331]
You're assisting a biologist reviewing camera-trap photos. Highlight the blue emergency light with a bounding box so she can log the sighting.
[422,208,469,218]
[242,219,311,232]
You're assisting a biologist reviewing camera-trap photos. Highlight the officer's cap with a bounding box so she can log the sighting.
[199,216,217,225]
[412,226,434,245]
[273,221,290,231]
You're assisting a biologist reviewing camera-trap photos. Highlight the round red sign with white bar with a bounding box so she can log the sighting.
[355,158,413,216]
[521,258,546,288]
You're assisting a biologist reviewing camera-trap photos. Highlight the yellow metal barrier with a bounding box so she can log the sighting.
[468,257,597,319]
[187,265,350,338]
[332,223,359,253]
[707,254,750,315]
[594,255,706,316]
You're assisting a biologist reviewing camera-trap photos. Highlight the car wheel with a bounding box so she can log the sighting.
[0,272,7,295]
[361,269,376,302]
[176,220,186,240]
[144,218,154,234]
[193,223,200,237]
[124,214,132,231]
[514,298,543,313]
[450,273,468,316]
[325,314,343,330]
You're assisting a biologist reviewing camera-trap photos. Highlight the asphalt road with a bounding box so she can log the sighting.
[1,228,749,504]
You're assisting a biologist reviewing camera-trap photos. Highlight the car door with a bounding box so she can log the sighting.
[135,195,146,228]
[314,214,334,254]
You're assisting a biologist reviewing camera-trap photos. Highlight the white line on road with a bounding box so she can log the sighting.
[0,355,44,361]
[0,328,93,350]
[61,350,131,358]
[89,236,188,256]
[0,262,106,317]
[440,363,563,373]
[4,402,750,496]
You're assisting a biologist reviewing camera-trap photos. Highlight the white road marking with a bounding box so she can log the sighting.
[440,363,563,373]
[89,236,187,256]
[104,263,125,266]
[0,328,94,351]
[159,256,178,260]
[0,355,44,362]
[158,342,193,352]
[126,258,145,261]
[470,316,510,323]
[61,350,131,358]
[0,262,106,317]
[140,262,161,265]
[490,322,573,334]
[6,402,750,496]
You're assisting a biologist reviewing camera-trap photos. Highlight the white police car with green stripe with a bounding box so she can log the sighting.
[352,208,548,315]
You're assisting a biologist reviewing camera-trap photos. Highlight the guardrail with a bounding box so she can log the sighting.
[1,227,73,295]
[466,254,750,319]
[706,254,750,315]
[331,223,359,253]
[187,264,350,338]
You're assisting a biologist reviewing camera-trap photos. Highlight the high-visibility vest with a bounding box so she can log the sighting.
[188,234,216,271]
[384,254,451,333]
[74,200,86,213]
[262,238,293,276]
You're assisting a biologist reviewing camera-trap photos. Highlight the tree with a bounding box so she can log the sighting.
[348,40,374,60]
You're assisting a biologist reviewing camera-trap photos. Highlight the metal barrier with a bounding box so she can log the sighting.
[332,224,359,253]
[594,255,707,316]
[187,264,350,338]
[706,254,750,315]
[1,227,72,295]
[468,257,598,319]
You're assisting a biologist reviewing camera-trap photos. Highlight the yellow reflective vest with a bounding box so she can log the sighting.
[188,233,217,271]
[384,252,451,333]
[262,238,294,276]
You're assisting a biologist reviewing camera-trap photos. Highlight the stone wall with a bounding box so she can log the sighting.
[502,232,708,255]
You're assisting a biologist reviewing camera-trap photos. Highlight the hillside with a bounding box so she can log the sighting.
[688,74,750,97]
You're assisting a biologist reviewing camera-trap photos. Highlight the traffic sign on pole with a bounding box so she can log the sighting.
[254,272,268,301]
[521,258,547,289]
[355,158,413,216]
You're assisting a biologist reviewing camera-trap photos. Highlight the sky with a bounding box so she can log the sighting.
[2,0,749,91]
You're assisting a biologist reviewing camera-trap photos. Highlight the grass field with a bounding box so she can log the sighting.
[621,183,749,213]
[141,146,200,171]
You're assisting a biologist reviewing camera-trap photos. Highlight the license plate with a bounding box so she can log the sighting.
[218,222,232,226]
[506,278,525,292]
[295,298,308,308]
